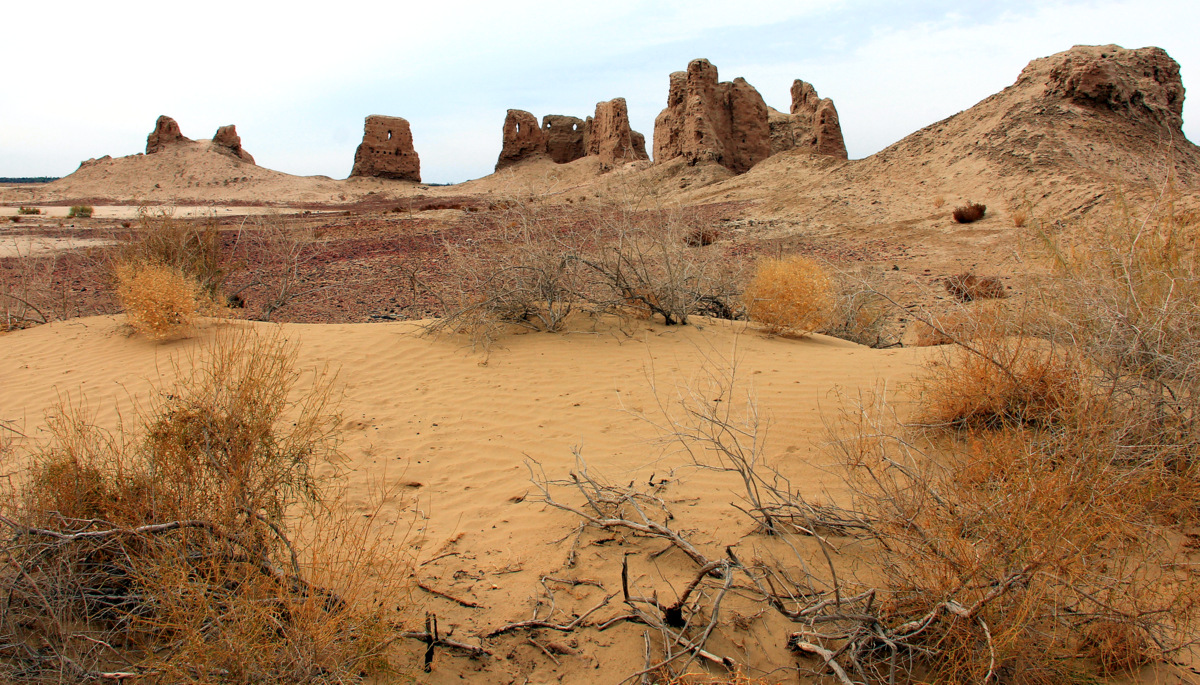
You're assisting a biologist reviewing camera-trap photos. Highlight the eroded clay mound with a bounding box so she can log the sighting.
[212,125,255,165]
[1031,44,1185,132]
[145,115,191,154]
[652,59,771,174]
[653,59,847,174]
[769,80,847,159]
[585,98,650,170]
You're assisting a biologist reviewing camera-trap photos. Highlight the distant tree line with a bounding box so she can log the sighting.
[0,177,60,184]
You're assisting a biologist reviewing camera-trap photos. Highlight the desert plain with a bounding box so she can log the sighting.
[2,43,1200,684]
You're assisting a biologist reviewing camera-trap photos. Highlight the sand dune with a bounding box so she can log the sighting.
[0,315,927,681]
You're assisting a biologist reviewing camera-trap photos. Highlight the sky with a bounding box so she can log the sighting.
[3,0,1199,184]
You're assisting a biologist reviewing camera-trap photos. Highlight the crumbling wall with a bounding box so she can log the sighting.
[651,59,771,174]
[350,115,421,182]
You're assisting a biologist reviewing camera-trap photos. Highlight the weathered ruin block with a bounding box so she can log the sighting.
[496,110,548,171]
[652,59,771,174]
[542,115,587,164]
[351,115,421,182]
[146,115,191,154]
[768,80,848,159]
[212,125,255,164]
[586,98,650,169]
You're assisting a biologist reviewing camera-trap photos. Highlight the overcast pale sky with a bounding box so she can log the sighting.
[3,1,1198,183]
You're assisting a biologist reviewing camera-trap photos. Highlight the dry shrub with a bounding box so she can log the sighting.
[228,214,330,321]
[118,209,225,299]
[684,226,720,247]
[430,201,590,347]
[584,204,742,326]
[17,207,40,215]
[918,328,1080,429]
[810,194,1200,681]
[67,205,93,218]
[742,256,834,335]
[1,331,411,682]
[1079,620,1154,675]
[912,317,962,346]
[943,272,1006,301]
[951,202,986,223]
[933,195,946,209]
[427,200,743,346]
[832,411,1197,683]
[113,259,205,340]
[1030,193,1200,513]
[820,267,897,347]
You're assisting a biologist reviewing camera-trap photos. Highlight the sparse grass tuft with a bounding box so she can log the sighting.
[1012,207,1029,227]
[952,202,986,223]
[743,256,834,335]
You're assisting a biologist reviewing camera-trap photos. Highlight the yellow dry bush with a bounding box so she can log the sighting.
[742,256,834,335]
[113,259,205,340]
[5,331,412,682]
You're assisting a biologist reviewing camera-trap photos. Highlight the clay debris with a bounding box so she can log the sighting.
[351,115,421,182]
[145,116,256,165]
[145,115,191,154]
[496,100,648,171]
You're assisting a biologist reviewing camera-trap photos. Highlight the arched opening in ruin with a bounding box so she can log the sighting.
[516,123,522,134]
[387,130,393,140]
[572,123,578,131]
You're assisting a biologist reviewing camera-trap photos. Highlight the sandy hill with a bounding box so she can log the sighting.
[475,44,1200,243]
[23,139,438,207]
[664,44,1200,225]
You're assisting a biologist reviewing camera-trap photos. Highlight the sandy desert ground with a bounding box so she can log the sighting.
[0,314,929,682]
[3,43,1200,684]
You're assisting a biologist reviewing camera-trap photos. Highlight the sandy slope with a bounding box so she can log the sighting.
[9,140,436,207]
[0,315,927,681]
